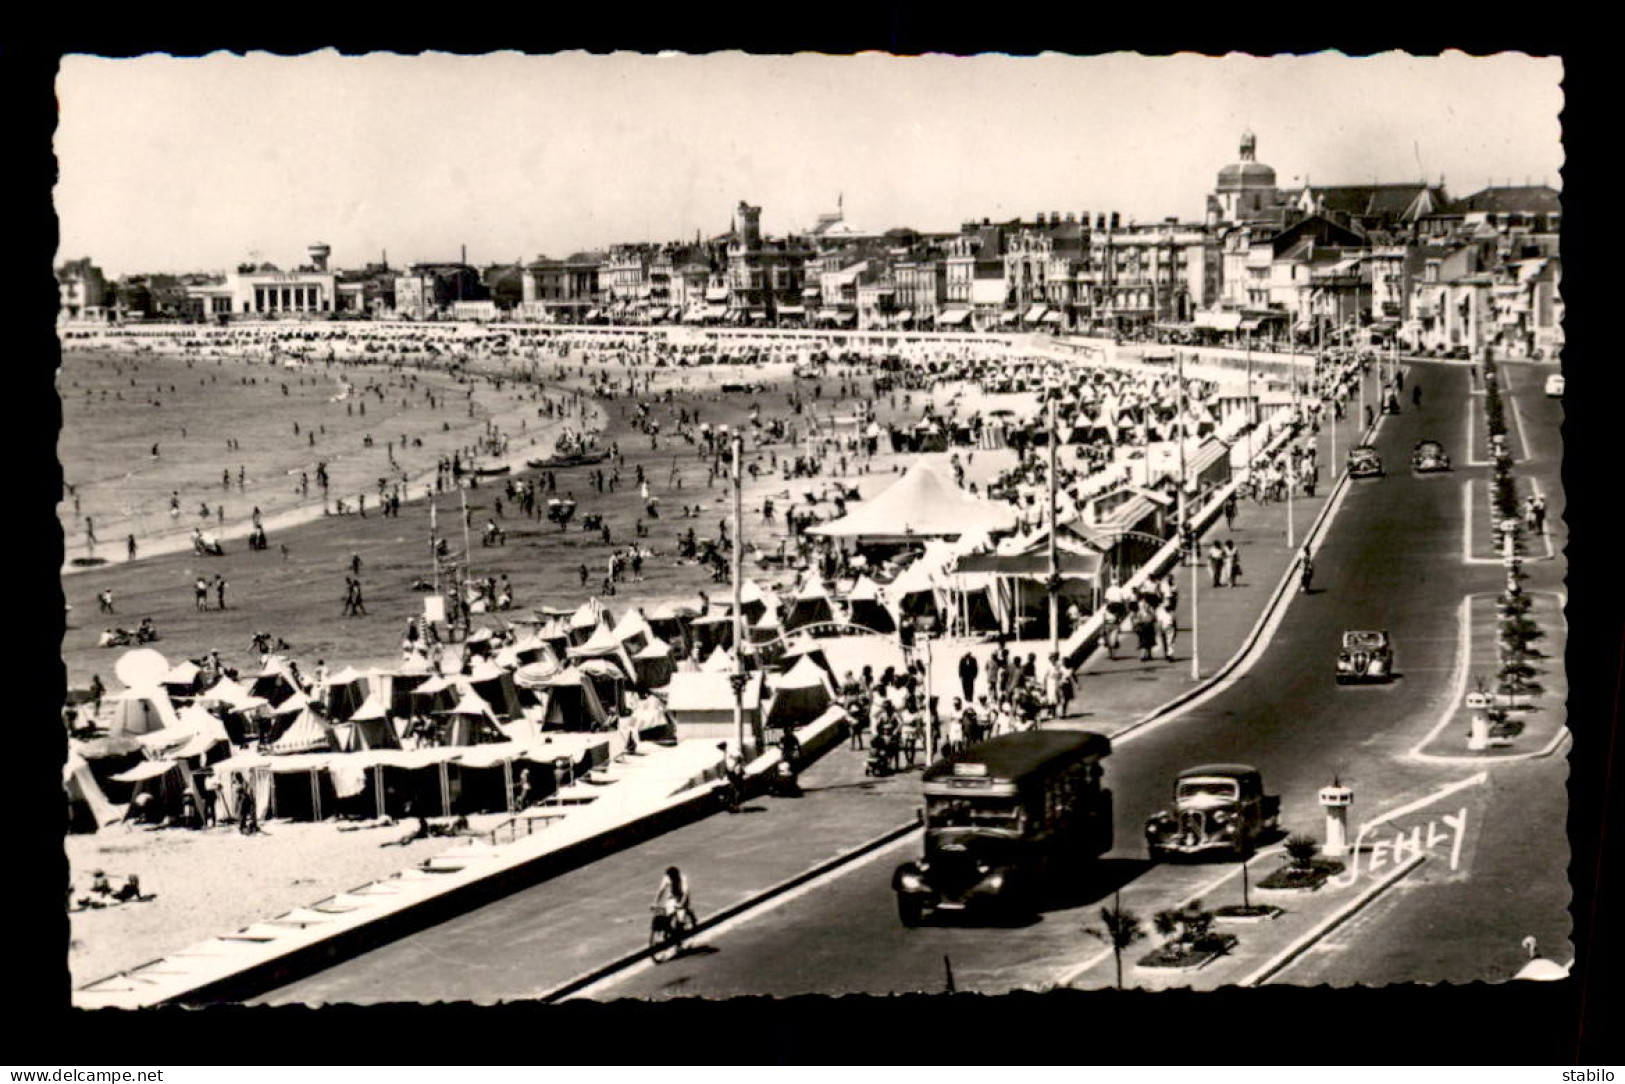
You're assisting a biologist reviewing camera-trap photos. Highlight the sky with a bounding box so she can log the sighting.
[55,51,1564,278]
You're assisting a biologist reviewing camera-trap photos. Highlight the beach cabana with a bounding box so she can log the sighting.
[434,690,506,746]
[269,707,335,754]
[323,666,370,721]
[568,598,612,646]
[611,608,653,655]
[109,686,180,737]
[467,660,522,720]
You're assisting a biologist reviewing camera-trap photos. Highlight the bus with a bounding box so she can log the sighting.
[892,729,1112,925]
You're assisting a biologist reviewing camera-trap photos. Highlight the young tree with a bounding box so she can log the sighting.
[1088,901,1146,989]
[1285,834,1320,871]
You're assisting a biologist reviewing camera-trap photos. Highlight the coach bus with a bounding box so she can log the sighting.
[892,729,1113,925]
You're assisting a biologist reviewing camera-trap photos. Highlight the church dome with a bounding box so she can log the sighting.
[1217,130,1276,191]
[1217,160,1278,191]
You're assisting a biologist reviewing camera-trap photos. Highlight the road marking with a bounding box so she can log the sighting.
[1509,390,1532,463]
[1464,396,1489,466]
[1242,852,1428,987]
[1408,590,1569,764]
[575,828,922,999]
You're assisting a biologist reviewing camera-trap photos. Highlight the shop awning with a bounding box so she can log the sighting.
[894,309,913,323]
[704,304,728,319]
[705,286,729,302]
[834,310,857,324]
[1025,304,1048,322]
[937,307,971,326]
[584,309,600,320]
[1000,310,1021,324]
[1041,310,1064,323]
[1194,311,1243,331]
[646,306,668,321]
[952,551,1102,577]
[776,304,805,317]
[816,308,840,321]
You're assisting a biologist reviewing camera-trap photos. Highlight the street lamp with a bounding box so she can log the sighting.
[1176,351,1200,682]
[731,432,748,759]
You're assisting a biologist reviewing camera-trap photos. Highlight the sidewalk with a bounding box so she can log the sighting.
[1062,404,1358,738]
[256,738,924,1004]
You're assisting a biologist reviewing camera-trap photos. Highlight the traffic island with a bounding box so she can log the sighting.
[1134,900,1238,971]
[1213,904,1283,923]
[1416,590,1566,761]
[1256,835,1344,893]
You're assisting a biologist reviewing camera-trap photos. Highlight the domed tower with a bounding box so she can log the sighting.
[1214,131,1279,225]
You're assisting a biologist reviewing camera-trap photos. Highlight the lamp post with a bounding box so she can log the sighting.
[1286,316,1296,550]
[731,432,747,758]
[1177,351,1200,682]
[1048,396,1060,670]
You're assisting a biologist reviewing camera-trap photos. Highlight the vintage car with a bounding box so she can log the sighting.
[1336,629,1395,684]
[1411,439,1451,473]
[1347,444,1384,478]
[1144,764,1280,861]
[1545,373,1565,398]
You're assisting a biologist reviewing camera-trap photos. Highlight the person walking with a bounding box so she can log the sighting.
[1133,600,1158,662]
[194,576,209,611]
[214,574,227,611]
[127,534,137,562]
[957,651,979,703]
[1208,540,1227,587]
[1156,599,1178,661]
[1224,539,1243,588]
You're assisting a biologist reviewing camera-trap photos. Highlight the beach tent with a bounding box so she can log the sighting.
[466,661,522,720]
[764,656,834,732]
[611,609,653,655]
[568,598,611,645]
[323,666,370,721]
[887,560,941,623]
[64,748,122,831]
[631,637,676,690]
[845,576,896,634]
[785,578,835,631]
[738,581,769,625]
[269,708,335,754]
[665,671,764,731]
[434,689,507,746]
[535,668,610,731]
[161,660,203,693]
[138,703,232,762]
[747,607,782,648]
[334,692,401,751]
[250,658,303,708]
[109,686,181,737]
[808,459,1017,542]
[646,600,700,655]
[569,622,636,678]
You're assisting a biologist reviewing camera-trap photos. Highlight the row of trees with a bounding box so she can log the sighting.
[1484,364,1543,717]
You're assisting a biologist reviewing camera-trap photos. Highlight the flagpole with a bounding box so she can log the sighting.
[1047,396,1060,673]
[1179,351,1199,682]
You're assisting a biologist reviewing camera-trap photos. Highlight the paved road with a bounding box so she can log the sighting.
[1274,359,1570,984]
[599,359,1567,997]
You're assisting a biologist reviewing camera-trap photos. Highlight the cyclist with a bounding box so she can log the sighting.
[651,866,695,959]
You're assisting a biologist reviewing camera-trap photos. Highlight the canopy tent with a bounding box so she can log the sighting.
[250,660,303,707]
[763,657,834,732]
[512,655,564,690]
[738,580,770,625]
[467,665,522,721]
[845,575,896,634]
[534,668,611,731]
[784,578,835,631]
[162,660,202,689]
[808,460,1017,542]
[568,622,638,687]
[64,749,122,830]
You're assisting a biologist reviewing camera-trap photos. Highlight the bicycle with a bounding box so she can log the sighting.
[649,903,696,963]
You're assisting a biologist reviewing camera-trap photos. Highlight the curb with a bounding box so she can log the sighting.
[539,817,920,1002]
[1239,852,1427,987]
[1109,425,1356,742]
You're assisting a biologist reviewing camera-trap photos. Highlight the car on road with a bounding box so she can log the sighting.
[1336,629,1395,684]
[1144,764,1280,860]
[894,730,1113,926]
[1545,373,1565,398]
[1411,439,1452,473]
[1348,444,1384,478]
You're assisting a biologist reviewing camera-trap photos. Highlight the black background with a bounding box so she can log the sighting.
[7,22,1616,1065]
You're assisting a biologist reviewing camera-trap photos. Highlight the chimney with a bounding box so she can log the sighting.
[1110,212,1121,230]
[461,244,467,265]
